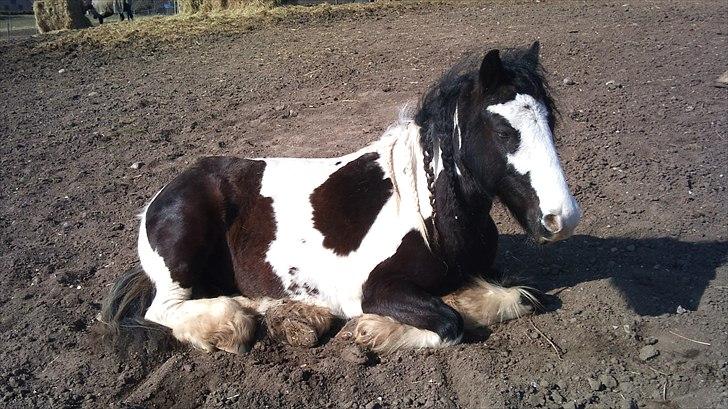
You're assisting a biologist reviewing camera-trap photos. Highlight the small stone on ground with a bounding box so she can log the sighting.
[639,345,659,361]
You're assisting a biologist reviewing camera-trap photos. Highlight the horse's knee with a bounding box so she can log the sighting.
[361,284,464,345]
[434,307,464,342]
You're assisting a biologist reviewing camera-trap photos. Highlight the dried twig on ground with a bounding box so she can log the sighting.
[528,317,564,359]
[647,366,670,400]
[668,330,711,346]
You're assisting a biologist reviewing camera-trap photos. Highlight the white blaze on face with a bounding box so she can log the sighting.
[486,94,581,239]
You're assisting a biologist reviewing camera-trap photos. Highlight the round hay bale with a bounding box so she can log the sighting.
[33,0,92,33]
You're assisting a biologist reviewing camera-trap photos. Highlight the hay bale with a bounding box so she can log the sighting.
[34,0,92,33]
[177,0,276,14]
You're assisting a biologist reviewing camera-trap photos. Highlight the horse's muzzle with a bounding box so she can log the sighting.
[538,202,582,243]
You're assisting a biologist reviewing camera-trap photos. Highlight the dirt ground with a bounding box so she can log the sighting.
[1,1,727,408]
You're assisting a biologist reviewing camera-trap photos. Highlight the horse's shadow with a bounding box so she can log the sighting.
[495,234,727,317]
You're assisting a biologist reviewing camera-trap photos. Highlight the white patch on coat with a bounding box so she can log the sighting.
[259,119,434,319]
[431,141,445,177]
[486,94,581,236]
[453,106,463,176]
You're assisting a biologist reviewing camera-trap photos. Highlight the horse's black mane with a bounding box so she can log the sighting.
[412,46,556,270]
[414,46,556,142]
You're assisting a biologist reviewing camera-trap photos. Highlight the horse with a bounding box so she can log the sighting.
[85,0,133,24]
[100,42,581,354]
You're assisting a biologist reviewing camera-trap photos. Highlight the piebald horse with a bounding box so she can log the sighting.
[101,42,581,354]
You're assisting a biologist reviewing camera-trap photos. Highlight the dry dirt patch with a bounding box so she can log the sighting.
[0,1,726,408]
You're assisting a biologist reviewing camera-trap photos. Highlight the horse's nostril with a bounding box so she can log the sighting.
[542,214,562,234]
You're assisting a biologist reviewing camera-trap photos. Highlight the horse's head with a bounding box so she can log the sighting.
[455,42,581,243]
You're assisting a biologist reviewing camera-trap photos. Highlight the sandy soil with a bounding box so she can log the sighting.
[1,1,727,408]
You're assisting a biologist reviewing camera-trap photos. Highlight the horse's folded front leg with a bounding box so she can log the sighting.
[442,279,538,330]
[355,282,464,354]
[349,313,458,354]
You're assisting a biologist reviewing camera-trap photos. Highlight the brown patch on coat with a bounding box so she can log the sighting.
[227,181,285,298]
[310,152,393,255]
[145,157,285,298]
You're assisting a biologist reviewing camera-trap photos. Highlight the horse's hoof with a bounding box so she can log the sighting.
[265,301,334,348]
[266,314,319,348]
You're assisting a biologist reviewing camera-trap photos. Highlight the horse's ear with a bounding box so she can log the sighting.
[524,41,540,66]
[479,49,505,92]
[528,41,540,58]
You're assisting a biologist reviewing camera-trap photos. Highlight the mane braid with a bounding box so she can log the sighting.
[415,55,479,252]
[420,128,440,249]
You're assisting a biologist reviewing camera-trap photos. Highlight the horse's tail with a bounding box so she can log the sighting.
[97,265,173,354]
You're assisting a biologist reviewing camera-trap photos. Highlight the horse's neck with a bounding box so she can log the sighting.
[431,147,497,276]
[370,119,496,275]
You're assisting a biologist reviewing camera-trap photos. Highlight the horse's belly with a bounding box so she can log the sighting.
[281,257,370,319]
[265,211,410,318]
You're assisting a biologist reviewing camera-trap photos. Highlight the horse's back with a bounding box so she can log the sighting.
[91,0,127,14]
